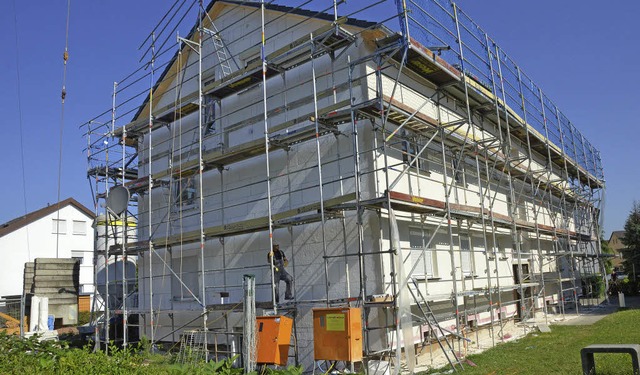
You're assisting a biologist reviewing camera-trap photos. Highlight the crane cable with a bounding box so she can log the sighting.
[55,0,71,257]
[12,0,30,261]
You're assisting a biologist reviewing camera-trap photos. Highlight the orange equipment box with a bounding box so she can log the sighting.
[313,307,362,362]
[256,315,293,366]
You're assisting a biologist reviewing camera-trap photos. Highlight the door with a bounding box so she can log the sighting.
[513,263,532,320]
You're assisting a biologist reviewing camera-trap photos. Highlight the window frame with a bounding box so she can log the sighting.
[171,255,200,301]
[408,226,437,279]
[173,176,198,211]
[402,139,430,175]
[72,220,86,235]
[459,234,474,277]
[52,219,67,234]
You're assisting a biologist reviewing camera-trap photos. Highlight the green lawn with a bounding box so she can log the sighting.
[426,309,640,375]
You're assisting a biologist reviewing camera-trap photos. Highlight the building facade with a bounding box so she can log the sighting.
[84,0,605,370]
[0,198,95,305]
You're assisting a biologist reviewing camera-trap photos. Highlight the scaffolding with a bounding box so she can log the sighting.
[82,0,605,371]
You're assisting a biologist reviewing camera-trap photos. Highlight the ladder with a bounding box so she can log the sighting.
[178,330,207,365]
[203,23,233,78]
[407,278,464,372]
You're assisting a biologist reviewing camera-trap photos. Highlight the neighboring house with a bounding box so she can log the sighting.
[608,231,626,271]
[0,198,95,303]
[86,0,605,369]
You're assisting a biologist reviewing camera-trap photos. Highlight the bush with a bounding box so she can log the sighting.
[619,278,640,296]
[0,332,304,374]
[77,311,92,326]
[582,275,605,298]
[0,332,146,374]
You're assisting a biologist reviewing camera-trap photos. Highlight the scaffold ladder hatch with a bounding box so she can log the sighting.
[408,278,464,371]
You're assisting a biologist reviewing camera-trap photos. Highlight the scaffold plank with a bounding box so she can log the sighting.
[375,34,462,86]
[144,193,356,249]
[147,100,350,182]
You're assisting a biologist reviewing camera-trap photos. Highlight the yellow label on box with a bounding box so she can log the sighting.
[326,313,345,331]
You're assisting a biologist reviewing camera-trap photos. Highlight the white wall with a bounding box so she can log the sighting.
[129,1,600,366]
[0,204,94,298]
[134,4,384,356]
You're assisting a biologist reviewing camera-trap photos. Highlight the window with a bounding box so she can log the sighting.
[172,255,200,301]
[507,196,527,221]
[517,203,527,221]
[409,227,435,278]
[174,176,197,208]
[459,235,473,277]
[73,220,86,235]
[451,158,464,185]
[71,250,84,265]
[402,140,428,173]
[238,45,262,70]
[204,95,216,134]
[486,236,496,257]
[243,53,261,68]
[52,219,66,234]
[497,237,507,258]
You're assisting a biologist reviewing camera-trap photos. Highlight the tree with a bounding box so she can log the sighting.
[621,201,640,281]
[600,233,614,275]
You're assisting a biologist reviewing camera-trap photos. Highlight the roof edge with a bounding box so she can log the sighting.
[0,198,95,238]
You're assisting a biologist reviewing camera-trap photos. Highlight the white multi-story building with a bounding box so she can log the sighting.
[0,198,95,303]
[85,0,604,370]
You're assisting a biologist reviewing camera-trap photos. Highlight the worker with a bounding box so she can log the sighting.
[267,244,294,303]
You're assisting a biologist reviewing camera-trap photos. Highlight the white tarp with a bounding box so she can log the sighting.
[390,208,415,374]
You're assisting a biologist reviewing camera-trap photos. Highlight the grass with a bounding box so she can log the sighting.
[425,309,640,375]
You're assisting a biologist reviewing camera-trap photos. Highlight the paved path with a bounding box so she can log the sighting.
[553,295,640,326]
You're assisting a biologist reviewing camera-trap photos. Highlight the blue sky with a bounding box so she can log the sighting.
[1,1,637,238]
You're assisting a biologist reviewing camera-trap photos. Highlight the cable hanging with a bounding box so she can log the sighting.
[55,0,71,257]
[12,0,30,261]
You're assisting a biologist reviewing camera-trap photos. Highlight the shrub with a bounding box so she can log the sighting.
[619,278,640,296]
[0,332,304,374]
[77,311,92,326]
[582,275,605,298]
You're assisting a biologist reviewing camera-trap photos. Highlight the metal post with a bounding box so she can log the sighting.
[243,275,256,373]
[373,52,403,372]
[310,33,331,306]
[453,3,498,345]
[112,81,129,349]
[552,106,568,318]
[347,56,368,353]
[196,3,208,359]
[261,1,278,313]
[537,86,555,322]
[20,290,25,337]
[148,32,156,349]
[483,35,508,343]
[103,91,113,353]
[492,42,516,337]
[329,44,351,304]
[511,64,530,325]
